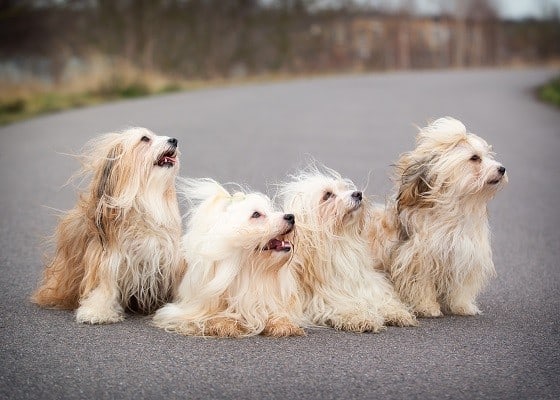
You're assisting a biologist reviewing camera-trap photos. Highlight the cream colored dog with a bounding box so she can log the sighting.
[280,165,416,333]
[368,117,508,317]
[153,179,305,337]
[32,127,185,324]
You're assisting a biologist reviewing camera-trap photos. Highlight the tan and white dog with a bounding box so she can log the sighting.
[368,117,508,317]
[32,127,185,324]
[153,179,305,337]
[280,165,416,333]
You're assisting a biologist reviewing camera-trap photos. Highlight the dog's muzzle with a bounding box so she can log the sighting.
[488,165,506,185]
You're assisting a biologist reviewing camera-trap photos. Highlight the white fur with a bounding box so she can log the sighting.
[32,127,184,324]
[368,117,508,317]
[280,164,416,333]
[153,179,305,337]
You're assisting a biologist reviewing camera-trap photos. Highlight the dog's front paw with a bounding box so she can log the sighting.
[448,302,481,316]
[204,317,248,338]
[384,309,418,327]
[262,318,305,337]
[76,304,124,324]
[414,301,443,318]
[330,313,385,333]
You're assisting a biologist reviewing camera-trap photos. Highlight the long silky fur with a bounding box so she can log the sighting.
[367,117,508,317]
[279,164,416,333]
[153,178,304,337]
[31,128,184,321]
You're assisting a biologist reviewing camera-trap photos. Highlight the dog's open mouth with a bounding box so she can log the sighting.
[261,226,294,252]
[155,148,177,168]
[262,238,292,252]
[487,177,502,185]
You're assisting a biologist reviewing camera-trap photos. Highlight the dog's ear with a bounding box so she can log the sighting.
[91,143,128,246]
[94,143,125,202]
[395,153,436,214]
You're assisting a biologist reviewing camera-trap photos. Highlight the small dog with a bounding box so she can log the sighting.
[32,127,185,324]
[279,165,417,333]
[368,117,508,317]
[153,179,305,337]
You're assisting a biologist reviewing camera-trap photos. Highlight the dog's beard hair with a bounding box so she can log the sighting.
[226,251,302,332]
[371,117,507,316]
[154,178,303,337]
[32,128,183,316]
[281,168,415,331]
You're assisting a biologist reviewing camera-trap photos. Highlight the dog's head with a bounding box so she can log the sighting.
[84,127,180,208]
[78,127,180,245]
[395,117,507,213]
[182,179,295,265]
[281,165,365,236]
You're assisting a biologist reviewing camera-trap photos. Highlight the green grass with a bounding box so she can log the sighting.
[0,81,183,126]
[538,75,560,107]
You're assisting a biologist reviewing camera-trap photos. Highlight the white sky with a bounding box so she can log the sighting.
[493,0,560,19]
[352,0,560,19]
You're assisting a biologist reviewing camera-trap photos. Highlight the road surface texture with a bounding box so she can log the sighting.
[1,68,559,399]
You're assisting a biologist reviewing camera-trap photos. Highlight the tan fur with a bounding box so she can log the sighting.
[280,165,417,333]
[32,128,184,323]
[204,317,248,338]
[367,117,508,317]
[262,317,306,337]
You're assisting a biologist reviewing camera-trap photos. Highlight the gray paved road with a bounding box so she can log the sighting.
[1,68,559,399]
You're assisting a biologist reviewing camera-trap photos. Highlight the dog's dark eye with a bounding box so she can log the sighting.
[141,136,151,143]
[470,154,481,162]
[251,211,261,219]
[323,191,334,201]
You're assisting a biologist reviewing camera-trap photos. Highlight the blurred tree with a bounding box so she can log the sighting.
[0,0,558,84]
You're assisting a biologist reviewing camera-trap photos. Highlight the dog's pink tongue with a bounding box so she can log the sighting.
[267,239,291,252]
[158,156,176,166]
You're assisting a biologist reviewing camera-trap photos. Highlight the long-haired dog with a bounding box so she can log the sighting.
[153,179,304,337]
[368,117,507,317]
[32,127,185,324]
[279,165,416,333]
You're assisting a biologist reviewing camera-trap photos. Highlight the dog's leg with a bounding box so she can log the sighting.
[445,283,481,316]
[76,254,124,324]
[407,280,443,318]
[76,283,124,324]
[381,296,418,327]
[262,317,305,337]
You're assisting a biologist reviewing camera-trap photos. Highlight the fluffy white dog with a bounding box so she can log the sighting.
[279,165,416,333]
[32,127,185,324]
[153,179,305,337]
[368,117,508,317]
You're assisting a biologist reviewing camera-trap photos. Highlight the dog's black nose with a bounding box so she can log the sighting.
[168,138,178,147]
[283,214,295,225]
[352,191,363,201]
[497,166,506,175]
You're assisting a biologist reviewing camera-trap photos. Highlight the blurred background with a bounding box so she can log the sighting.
[1,0,559,124]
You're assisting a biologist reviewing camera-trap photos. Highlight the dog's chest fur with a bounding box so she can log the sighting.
[116,208,181,313]
[411,206,494,282]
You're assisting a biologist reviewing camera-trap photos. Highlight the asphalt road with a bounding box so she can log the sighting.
[1,68,559,400]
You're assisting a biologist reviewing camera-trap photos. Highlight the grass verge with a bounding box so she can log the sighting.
[0,81,183,126]
[538,75,560,107]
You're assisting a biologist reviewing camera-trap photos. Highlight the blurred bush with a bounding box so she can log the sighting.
[539,75,560,106]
